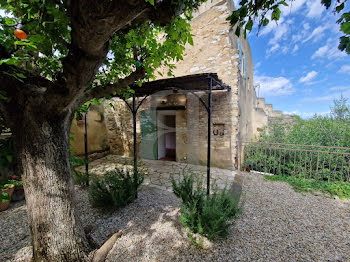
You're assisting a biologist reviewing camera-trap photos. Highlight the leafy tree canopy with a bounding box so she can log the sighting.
[0,0,205,111]
[330,94,350,119]
[228,0,350,54]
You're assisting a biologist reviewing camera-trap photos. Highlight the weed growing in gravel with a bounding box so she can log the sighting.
[89,168,144,208]
[187,233,204,248]
[172,172,241,240]
[72,169,89,187]
[71,155,89,187]
[265,175,350,199]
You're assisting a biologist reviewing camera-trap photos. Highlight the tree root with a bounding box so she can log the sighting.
[92,232,122,262]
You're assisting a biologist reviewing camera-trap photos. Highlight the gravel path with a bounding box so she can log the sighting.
[1,173,349,262]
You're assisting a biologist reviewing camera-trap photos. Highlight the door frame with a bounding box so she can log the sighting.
[157,110,176,160]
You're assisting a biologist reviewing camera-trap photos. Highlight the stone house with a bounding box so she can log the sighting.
[71,0,292,170]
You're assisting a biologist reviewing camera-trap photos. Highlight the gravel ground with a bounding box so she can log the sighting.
[1,173,349,262]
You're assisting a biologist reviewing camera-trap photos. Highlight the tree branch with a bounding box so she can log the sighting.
[81,67,146,103]
[60,0,178,105]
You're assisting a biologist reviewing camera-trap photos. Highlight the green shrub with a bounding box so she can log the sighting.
[265,175,350,199]
[246,98,350,183]
[0,191,10,202]
[0,137,16,177]
[8,180,23,187]
[172,173,241,240]
[88,168,144,208]
[70,154,89,186]
[72,169,89,186]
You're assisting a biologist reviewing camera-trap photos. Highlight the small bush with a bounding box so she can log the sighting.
[0,191,10,202]
[70,155,89,186]
[72,169,89,186]
[172,173,241,240]
[88,168,144,208]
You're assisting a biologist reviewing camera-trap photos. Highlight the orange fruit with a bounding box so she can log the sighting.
[14,29,27,40]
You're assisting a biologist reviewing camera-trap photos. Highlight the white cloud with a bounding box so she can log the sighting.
[311,44,346,60]
[303,23,310,31]
[338,65,350,75]
[301,90,350,102]
[268,23,289,45]
[306,1,325,18]
[281,46,289,54]
[232,0,240,8]
[292,44,299,53]
[329,86,350,91]
[255,62,262,69]
[302,25,328,43]
[260,17,284,36]
[291,21,312,44]
[254,75,294,97]
[267,43,280,55]
[260,17,290,56]
[281,0,308,15]
[299,71,318,84]
[312,45,328,58]
[302,88,313,94]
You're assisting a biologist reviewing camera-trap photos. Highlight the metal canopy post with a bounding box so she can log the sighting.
[207,77,212,195]
[132,95,138,198]
[83,104,91,186]
[120,95,150,173]
[84,112,89,186]
[132,95,137,175]
[120,94,150,198]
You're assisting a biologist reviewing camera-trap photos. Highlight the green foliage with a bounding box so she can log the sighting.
[0,191,10,202]
[0,0,70,78]
[0,0,205,96]
[88,168,144,208]
[0,136,15,174]
[72,169,89,187]
[228,0,350,54]
[172,173,241,240]
[265,175,350,199]
[70,154,86,167]
[187,232,204,248]
[7,180,23,187]
[259,98,350,148]
[0,183,13,189]
[69,134,90,186]
[70,153,88,186]
[94,17,194,90]
[244,98,350,183]
[330,94,350,120]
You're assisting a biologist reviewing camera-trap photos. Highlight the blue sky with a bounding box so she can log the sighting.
[239,0,350,118]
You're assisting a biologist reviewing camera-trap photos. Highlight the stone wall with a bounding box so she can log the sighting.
[251,97,297,138]
[155,0,241,168]
[104,97,151,157]
[70,105,110,159]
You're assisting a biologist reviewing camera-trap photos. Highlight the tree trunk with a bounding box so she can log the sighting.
[12,113,89,262]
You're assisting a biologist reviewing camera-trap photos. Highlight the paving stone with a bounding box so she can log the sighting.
[77,154,237,191]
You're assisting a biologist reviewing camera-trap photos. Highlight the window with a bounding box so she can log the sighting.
[237,39,247,78]
[237,39,242,71]
[244,53,247,78]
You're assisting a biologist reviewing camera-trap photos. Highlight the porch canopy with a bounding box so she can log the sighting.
[130,73,230,95]
[84,73,230,195]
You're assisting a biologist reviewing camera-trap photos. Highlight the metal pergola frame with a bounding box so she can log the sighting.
[84,73,230,195]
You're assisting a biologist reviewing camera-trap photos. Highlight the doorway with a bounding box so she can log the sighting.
[157,111,176,161]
